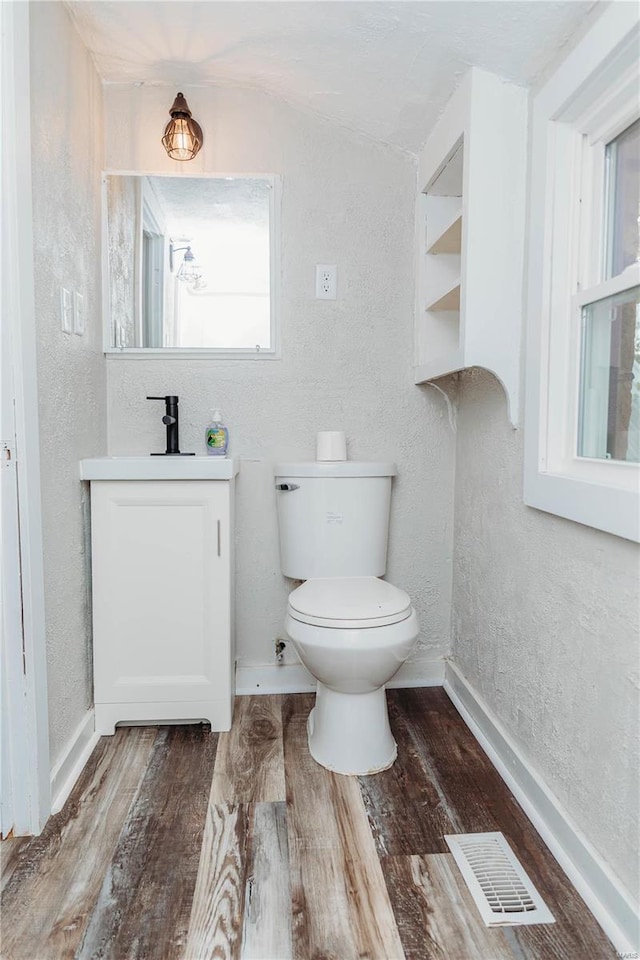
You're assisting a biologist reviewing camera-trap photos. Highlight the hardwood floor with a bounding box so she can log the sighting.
[1,689,616,960]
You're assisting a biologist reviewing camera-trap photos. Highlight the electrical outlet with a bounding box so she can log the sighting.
[315,264,337,300]
[60,287,73,334]
[73,291,85,336]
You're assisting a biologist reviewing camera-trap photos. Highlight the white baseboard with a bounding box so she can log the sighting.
[444,661,639,954]
[49,709,99,815]
[236,662,317,695]
[235,658,445,697]
[387,658,445,688]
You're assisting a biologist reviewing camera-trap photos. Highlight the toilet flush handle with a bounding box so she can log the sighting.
[275,482,299,491]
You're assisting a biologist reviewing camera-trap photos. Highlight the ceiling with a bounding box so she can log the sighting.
[149,174,270,228]
[66,1,597,153]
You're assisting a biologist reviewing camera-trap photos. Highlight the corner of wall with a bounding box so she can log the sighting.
[29,0,108,773]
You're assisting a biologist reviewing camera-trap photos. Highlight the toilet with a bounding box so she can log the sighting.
[275,459,419,775]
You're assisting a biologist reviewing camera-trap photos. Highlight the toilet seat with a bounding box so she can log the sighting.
[287,576,412,629]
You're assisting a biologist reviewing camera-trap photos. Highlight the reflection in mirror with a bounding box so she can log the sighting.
[103,174,276,352]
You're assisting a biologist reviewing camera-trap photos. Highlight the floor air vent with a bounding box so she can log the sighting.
[445,832,555,927]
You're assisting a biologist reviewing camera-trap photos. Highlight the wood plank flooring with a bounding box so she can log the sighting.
[1,688,616,960]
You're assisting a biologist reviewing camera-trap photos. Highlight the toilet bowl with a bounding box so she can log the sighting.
[284,576,419,775]
[275,459,419,776]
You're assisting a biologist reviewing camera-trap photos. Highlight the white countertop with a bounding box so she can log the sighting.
[80,456,239,481]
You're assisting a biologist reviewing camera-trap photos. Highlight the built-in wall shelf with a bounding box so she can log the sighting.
[414,67,528,427]
[425,278,461,312]
[415,350,466,384]
[426,209,462,255]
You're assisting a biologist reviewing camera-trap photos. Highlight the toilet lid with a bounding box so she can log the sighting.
[287,577,412,629]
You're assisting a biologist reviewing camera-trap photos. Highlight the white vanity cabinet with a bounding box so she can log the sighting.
[81,461,237,735]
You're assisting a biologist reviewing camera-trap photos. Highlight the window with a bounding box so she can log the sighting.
[577,120,640,465]
[524,4,640,542]
[578,285,639,462]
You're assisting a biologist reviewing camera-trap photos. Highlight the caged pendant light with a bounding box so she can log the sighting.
[171,245,203,285]
[162,92,203,161]
[176,247,202,284]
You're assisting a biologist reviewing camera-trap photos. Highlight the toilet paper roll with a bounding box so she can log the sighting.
[316,431,347,461]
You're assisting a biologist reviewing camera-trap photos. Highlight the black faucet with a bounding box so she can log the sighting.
[147,395,195,456]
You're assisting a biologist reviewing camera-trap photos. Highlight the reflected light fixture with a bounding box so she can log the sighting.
[162,92,203,161]
[174,246,203,285]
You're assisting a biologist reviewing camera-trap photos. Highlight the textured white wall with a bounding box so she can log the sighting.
[106,175,136,345]
[103,84,455,670]
[29,2,107,770]
[452,368,640,897]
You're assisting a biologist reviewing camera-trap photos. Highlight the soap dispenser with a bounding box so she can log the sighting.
[205,410,229,457]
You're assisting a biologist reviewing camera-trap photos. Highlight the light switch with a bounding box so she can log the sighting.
[60,287,73,333]
[73,291,85,336]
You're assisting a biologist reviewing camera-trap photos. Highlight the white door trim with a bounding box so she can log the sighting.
[1,0,51,833]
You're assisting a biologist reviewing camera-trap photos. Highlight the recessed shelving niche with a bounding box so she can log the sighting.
[426,208,462,256]
[414,68,528,426]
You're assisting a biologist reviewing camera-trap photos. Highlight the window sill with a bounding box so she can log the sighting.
[523,467,639,542]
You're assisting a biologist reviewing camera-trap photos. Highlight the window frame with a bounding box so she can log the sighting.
[102,171,282,360]
[523,3,640,542]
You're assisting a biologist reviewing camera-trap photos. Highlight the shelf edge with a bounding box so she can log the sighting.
[414,350,466,383]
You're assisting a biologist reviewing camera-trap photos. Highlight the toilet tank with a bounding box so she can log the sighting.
[275,461,396,579]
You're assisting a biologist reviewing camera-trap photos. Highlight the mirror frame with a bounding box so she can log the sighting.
[101,171,281,359]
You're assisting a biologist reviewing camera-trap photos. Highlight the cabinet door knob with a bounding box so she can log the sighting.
[275,482,299,491]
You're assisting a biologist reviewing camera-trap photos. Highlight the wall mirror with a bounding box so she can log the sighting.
[102,173,279,356]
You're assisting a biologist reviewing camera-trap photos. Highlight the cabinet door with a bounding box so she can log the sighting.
[91,480,231,705]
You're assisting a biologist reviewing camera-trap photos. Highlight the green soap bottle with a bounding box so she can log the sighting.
[205,410,229,457]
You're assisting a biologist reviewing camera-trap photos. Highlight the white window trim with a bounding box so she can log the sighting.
[102,171,282,359]
[524,3,640,542]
